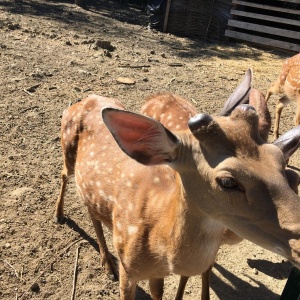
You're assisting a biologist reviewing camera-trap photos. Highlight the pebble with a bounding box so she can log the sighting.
[253,268,258,275]
[5,243,11,249]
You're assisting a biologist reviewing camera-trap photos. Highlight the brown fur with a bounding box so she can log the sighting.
[55,94,300,300]
[266,53,300,139]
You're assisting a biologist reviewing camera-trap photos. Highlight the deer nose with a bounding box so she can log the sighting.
[188,114,213,133]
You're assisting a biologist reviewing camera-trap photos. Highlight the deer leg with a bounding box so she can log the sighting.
[201,265,213,300]
[175,276,189,300]
[54,165,69,224]
[89,210,118,281]
[119,263,137,300]
[149,278,164,300]
[274,96,289,139]
[265,89,272,102]
[295,104,300,126]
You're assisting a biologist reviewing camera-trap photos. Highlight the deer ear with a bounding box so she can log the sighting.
[102,108,179,165]
[219,68,252,116]
[273,125,300,160]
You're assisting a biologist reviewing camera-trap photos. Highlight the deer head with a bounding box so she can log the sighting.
[103,104,300,268]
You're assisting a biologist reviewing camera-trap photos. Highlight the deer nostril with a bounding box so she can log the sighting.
[188,114,213,133]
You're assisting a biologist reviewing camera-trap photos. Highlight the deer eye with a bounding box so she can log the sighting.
[217,177,237,189]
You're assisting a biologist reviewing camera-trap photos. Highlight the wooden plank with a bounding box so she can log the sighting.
[228,19,300,40]
[232,0,300,15]
[225,29,300,52]
[230,9,300,27]
[163,0,172,33]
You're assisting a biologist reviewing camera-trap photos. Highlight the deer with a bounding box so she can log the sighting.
[139,72,271,299]
[265,53,300,139]
[140,92,242,299]
[54,83,300,299]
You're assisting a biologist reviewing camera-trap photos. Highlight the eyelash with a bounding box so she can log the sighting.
[217,177,237,189]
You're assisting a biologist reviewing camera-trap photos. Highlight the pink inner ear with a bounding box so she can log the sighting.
[103,108,179,165]
[105,110,158,144]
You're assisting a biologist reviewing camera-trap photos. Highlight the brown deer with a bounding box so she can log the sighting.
[141,92,243,299]
[55,86,300,300]
[139,82,271,299]
[265,53,300,139]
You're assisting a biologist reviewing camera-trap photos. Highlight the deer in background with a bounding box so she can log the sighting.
[266,53,300,139]
[54,79,300,299]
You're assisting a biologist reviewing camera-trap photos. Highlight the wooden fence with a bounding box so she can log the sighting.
[225,0,300,52]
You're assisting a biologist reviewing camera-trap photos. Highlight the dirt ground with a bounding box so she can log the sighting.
[1,1,300,299]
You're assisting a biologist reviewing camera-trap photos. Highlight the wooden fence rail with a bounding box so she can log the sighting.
[225,0,300,52]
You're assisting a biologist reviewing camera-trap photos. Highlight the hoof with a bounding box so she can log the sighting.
[53,215,65,224]
[107,273,118,281]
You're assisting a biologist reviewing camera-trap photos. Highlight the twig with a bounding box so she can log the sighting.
[4,260,20,279]
[118,64,151,68]
[20,106,38,113]
[23,88,33,96]
[190,98,198,105]
[71,246,80,300]
[19,238,84,300]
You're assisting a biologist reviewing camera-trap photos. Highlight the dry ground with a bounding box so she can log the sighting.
[1,0,299,299]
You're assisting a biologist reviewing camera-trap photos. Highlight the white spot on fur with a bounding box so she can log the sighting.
[128,225,138,235]
[128,202,134,211]
[153,177,160,183]
[115,235,123,243]
[116,221,122,231]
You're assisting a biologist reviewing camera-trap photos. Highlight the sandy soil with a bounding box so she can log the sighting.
[1,1,299,299]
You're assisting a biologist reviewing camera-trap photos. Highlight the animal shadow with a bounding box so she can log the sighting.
[211,262,282,299]
[247,259,291,280]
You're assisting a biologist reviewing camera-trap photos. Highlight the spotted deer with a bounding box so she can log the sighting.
[55,86,300,300]
[266,53,300,139]
[141,92,243,299]
[139,81,271,299]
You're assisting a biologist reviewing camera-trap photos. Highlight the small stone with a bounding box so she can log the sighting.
[253,268,258,275]
[95,40,115,51]
[116,77,136,85]
[30,282,40,293]
[103,50,112,58]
